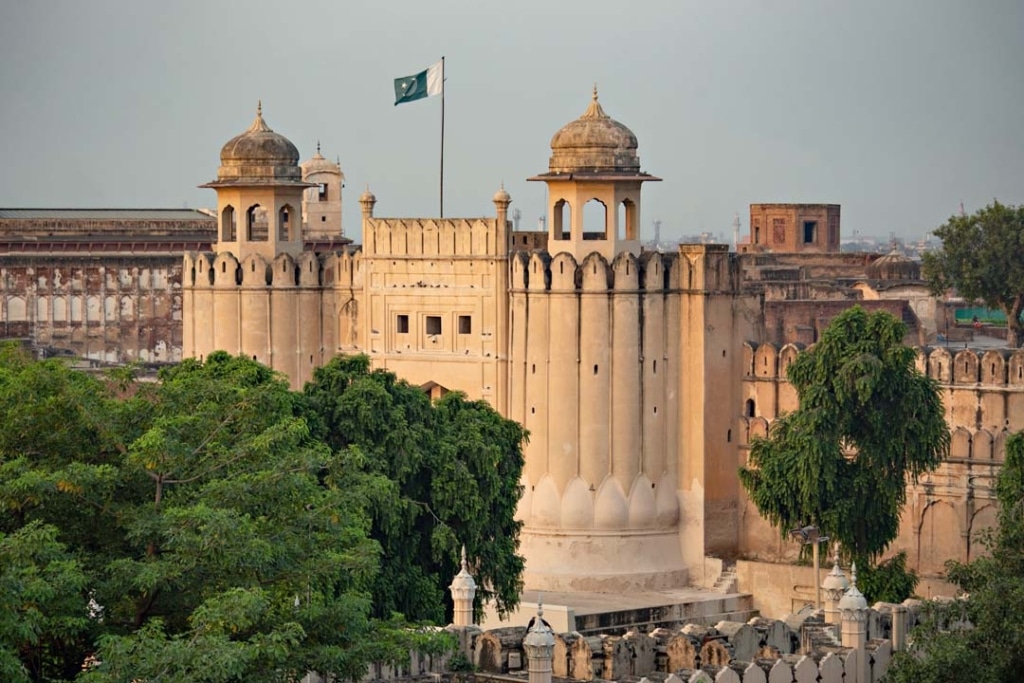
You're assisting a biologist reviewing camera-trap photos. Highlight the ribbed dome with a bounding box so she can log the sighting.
[211,102,304,184]
[548,86,640,173]
[866,249,921,281]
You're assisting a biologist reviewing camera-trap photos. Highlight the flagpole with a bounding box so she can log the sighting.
[440,55,445,218]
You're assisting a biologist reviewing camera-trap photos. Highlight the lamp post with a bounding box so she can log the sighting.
[790,525,829,612]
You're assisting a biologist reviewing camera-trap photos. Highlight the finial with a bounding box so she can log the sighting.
[537,597,544,620]
[850,561,858,587]
[592,83,598,101]
[833,542,841,567]
[317,140,321,154]
[257,100,262,117]
[460,545,468,571]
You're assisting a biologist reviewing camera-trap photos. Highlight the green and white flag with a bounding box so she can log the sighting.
[394,60,443,106]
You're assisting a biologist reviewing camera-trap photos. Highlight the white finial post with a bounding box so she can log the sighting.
[839,561,869,683]
[821,543,849,626]
[449,544,477,627]
[523,603,555,683]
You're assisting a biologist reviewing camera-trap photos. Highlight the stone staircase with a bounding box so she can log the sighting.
[712,564,738,594]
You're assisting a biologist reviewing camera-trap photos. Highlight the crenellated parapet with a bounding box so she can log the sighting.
[362,217,508,258]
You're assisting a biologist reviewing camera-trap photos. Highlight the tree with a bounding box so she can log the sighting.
[887,432,1024,683]
[0,346,441,682]
[923,200,1024,347]
[739,307,949,568]
[303,355,527,623]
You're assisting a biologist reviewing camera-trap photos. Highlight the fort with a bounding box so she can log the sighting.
[0,92,1012,618]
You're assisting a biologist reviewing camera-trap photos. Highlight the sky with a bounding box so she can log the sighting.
[1,0,1022,244]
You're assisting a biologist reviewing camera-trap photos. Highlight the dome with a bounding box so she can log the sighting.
[866,249,921,281]
[301,142,343,177]
[822,561,850,593]
[208,102,304,185]
[837,563,868,613]
[548,86,640,174]
[493,185,511,203]
[522,605,555,654]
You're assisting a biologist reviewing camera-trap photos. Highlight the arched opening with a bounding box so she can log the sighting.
[582,199,607,240]
[553,199,571,240]
[221,205,236,241]
[278,205,293,240]
[621,199,637,240]
[246,205,269,242]
[754,227,760,244]
[745,398,756,418]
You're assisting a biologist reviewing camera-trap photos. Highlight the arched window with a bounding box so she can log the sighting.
[278,205,292,240]
[620,199,637,240]
[553,199,571,240]
[582,199,607,240]
[745,398,756,418]
[246,205,269,242]
[221,205,236,241]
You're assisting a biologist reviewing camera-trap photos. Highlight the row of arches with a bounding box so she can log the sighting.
[2,294,159,323]
[551,197,637,242]
[220,204,295,243]
[743,341,1024,387]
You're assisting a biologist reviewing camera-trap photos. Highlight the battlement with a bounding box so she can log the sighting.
[510,244,738,293]
[183,250,342,289]
[362,217,508,258]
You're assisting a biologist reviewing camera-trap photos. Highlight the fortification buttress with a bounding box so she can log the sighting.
[512,90,695,591]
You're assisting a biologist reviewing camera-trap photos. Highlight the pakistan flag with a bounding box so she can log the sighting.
[394,60,443,106]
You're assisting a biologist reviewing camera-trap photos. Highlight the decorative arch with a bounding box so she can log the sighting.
[917,501,961,575]
[278,204,294,241]
[246,204,268,242]
[968,504,998,561]
[553,198,571,241]
[582,198,607,240]
[221,205,237,241]
[950,427,972,459]
[619,198,638,240]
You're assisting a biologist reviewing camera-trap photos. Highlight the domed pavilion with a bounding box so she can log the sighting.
[529,86,659,260]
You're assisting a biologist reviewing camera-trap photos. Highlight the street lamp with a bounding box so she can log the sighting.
[790,525,830,612]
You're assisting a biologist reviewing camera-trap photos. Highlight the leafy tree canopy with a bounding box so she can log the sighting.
[923,200,1024,347]
[739,306,949,567]
[887,431,1024,683]
[302,355,527,623]
[0,347,448,682]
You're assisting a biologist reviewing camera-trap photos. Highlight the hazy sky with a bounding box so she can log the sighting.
[1,0,1022,243]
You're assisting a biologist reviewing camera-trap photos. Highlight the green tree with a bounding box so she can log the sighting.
[739,307,949,569]
[923,200,1024,347]
[0,346,439,682]
[303,355,527,623]
[887,432,1024,683]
